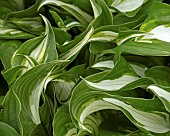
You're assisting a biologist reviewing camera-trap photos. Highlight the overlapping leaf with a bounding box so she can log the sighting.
[0,0,170,136]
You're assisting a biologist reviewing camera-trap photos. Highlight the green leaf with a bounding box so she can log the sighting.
[90,0,103,28]
[51,81,75,103]
[109,0,147,17]
[0,19,35,39]
[0,122,20,136]
[71,82,170,134]
[79,113,103,136]
[130,63,147,77]
[1,65,27,87]
[11,60,66,135]
[83,75,138,91]
[49,9,66,30]
[96,0,113,25]
[40,14,58,61]
[116,29,147,45]
[11,36,45,67]
[99,117,140,136]
[59,27,94,60]
[0,40,22,70]
[5,0,41,19]
[102,56,137,79]
[51,64,86,103]
[103,97,170,134]
[89,30,118,42]
[38,0,93,27]
[90,0,102,19]
[70,57,169,134]
[29,125,48,136]
[56,64,86,82]
[0,96,4,107]
[53,105,78,136]
[119,78,153,91]
[92,60,115,70]
[145,66,170,87]
[90,42,116,54]
[1,90,21,133]
[6,0,25,11]
[10,16,44,35]
[53,27,71,45]
[12,14,58,68]
[147,85,170,113]
[1,1,170,135]
[140,25,170,43]
[0,2,16,19]
[73,0,93,15]
[16,54,39,67]
[92,60,147,77]
[140,2,170,31]
[39,93,53,136]
[113,40,170,56]
[83,56,138,91]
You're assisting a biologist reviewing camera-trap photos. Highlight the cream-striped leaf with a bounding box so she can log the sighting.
[103,98,170,133]
[39,0,93,26]
[147,85,170,113]
[83,75,138,91]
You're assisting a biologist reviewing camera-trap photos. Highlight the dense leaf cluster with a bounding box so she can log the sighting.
[0,0,170,136]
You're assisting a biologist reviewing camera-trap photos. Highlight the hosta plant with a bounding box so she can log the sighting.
[0,0,170,136]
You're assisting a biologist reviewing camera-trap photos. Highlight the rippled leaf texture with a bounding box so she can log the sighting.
[0,40,22,70]
[1,90,21,133]
[12,15,58,67]
[0,122,20,136]
[1,0,170,136]
[3,60,66,135]
[39,0,93,27]
[53,105,78,136]
[0,19,35,39]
